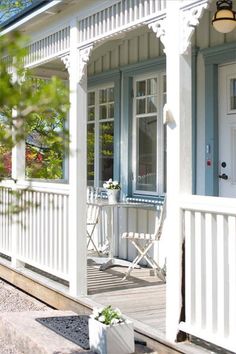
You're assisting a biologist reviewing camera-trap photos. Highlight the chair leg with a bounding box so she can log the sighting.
[122,239,166,282]
[122,252,145,280]
[122,240,153,280]
[87,229,101,256]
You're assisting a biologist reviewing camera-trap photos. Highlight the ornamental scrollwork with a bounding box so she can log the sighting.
[181,2,209,54]
[60,54,70,73]
[78,45,94,84]
[148,18,167,53]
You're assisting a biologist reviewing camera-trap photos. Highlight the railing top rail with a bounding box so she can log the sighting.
[180,194,236,216]
[0,180,69,195]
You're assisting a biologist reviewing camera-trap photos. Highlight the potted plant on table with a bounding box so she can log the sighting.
[103,178,121,203]
[89,305,134,354]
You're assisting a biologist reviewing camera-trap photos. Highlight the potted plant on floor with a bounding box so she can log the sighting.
[89,305,134,354]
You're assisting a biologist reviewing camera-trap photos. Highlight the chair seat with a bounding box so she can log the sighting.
[122,232,156,241]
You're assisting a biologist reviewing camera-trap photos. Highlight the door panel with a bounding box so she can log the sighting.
[219,63,236,197]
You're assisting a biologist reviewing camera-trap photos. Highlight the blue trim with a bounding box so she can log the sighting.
[120,76,133,200]
[122,57,166,76]
[202,41,236,196]
[88,70,121,185]
[122,56,166,198]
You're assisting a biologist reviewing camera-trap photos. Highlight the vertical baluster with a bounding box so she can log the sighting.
[184,210,196,326]
[228,216,236,338]
[63,195,69,275]
[45,193,49,267]
[116,3,119,28]
[36,192,40,264]
[41,192,45,266]
[216,214,226,336]
[134,0,138,21]
[54,193,58,272]
[195,211,205,328]
[49,193,53,269]
[58,194,62,273]
[205,213,217,332]
[32,191,36,261]
[144,0,149,16]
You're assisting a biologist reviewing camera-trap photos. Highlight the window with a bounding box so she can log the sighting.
[133,73,165,195]
[87,85,115,187]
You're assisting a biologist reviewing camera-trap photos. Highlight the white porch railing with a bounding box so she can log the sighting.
[180,195,236,353]
[0,181,70,282]
[0,187,12,257]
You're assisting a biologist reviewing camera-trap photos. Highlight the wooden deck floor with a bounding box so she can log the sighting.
[87,262,166,336]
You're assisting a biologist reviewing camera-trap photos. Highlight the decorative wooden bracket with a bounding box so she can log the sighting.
[78,45,94,84]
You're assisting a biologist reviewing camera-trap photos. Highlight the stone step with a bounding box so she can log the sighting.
[0,310,157,354]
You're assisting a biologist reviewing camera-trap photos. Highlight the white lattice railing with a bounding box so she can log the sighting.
[25,27,70,67]
[180,195,236,353]
[79,0,166,43]
[0,182,69,281]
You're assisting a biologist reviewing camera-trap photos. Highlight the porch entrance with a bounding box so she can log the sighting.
[219,63,236,197]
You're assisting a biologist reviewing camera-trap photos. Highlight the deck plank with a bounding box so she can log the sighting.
[88,264,166,336]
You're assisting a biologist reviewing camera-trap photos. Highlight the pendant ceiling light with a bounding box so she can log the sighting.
[212,0,236,33]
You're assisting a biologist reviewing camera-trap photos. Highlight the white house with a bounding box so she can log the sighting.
[0,0,236,352]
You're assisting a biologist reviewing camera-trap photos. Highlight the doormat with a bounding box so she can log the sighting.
[36,315,90,350]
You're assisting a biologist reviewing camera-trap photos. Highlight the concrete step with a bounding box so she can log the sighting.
[0,310,157,354]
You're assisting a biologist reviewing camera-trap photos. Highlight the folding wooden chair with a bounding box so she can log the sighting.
[121,198,166,281]
[87,203,101,256]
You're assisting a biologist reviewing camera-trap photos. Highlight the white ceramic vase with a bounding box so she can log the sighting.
[89,318,134,354]
[107,189,120,203]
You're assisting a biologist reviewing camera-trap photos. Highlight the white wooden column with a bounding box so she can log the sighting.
[68,20,90,297]
[11,102,25,268]
[165,0,192,342]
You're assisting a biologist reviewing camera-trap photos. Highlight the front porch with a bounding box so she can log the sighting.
[1,0,236,353]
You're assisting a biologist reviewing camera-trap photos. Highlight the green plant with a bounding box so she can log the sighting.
[91,305,124,325]
[103,178,121,190]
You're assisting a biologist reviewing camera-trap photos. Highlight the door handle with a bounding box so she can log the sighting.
[219,173,228,180]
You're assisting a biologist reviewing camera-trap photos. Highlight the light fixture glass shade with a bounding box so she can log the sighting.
[212,9,236,33]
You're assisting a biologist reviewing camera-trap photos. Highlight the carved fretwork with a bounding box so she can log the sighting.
[181,2,209,54]
[78,45,93,84]
[148,18,167,53]
[60,54,70,73]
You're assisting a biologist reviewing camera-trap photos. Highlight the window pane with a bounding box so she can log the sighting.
[136,98,146,114]
[99,89,107,103]
[99,122,114,186]
[230,78,236,110]
[147,78,157,95]
[88,91,95,106]
[88,107,95,121]
[136,116,157,192]
[147,96,157,113]
[99,105,107,119]
[136,81,146,97]
[108,103,114,119]
[108,87,114,102]
[87,124,95,186]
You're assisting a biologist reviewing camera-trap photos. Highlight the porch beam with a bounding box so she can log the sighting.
[68,19,87,297]
[165,0,192,342]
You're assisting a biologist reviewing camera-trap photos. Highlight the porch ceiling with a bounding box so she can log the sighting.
[31,59,68,81]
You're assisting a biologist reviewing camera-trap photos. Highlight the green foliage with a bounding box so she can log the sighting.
[91,305,124,326]
[0,0,33,24]
[0,31,70,180]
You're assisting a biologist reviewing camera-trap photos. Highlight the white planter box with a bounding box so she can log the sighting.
[89,318,134,354]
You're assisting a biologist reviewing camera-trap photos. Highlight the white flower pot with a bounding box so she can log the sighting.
[89,318,134,354]
[107,189,120,203]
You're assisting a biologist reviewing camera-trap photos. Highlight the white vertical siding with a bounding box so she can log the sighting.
[88,29,163,76]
